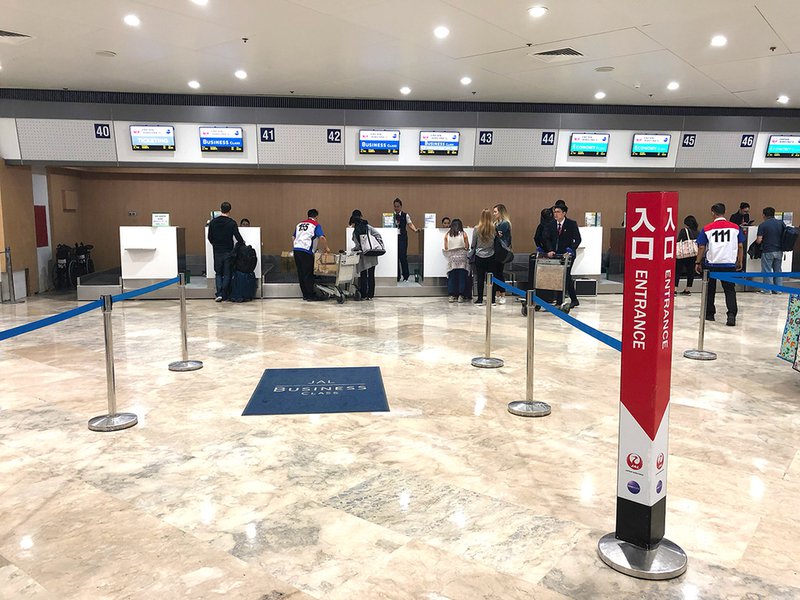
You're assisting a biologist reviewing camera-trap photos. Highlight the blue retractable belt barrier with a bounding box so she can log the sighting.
[0,299,103,342]
[1,277,180,342]
[492,277,622,352]
[710,271,800,295]
[111,276,180,302]
[718,271,800,278]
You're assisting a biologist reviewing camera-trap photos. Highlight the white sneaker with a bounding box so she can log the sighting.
[448,296,455,303]
[458,296,465,303]
[215,296,223,302]
[498,296,506,304]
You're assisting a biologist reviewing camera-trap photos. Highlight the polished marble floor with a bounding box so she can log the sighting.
[1,290,799,599]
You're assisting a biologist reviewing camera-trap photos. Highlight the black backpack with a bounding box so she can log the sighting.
[232,241,257,273]
[781,224,799,252]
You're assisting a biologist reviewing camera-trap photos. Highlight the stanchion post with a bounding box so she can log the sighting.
[88,295,138,432]
[683,270,717,361]
[2,247,25,304]
[471,273,504,368]
[169,273,203,372]
[508,290,550,417]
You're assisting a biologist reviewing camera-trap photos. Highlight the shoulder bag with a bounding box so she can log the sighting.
[359,229,386,256]
[675,228,698,259]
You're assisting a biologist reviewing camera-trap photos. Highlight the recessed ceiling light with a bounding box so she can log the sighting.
[594,66,615,73]
[95,50,118,58]
[528,6,549,18]
[667,81,680,91]
[460,76,472,85]
[188,80,200,89]
[433,26,450,39]
[777,95,789,104]
[710,35,727,47]
[399,86,411,95]
[234,70,247,80]
[123,14,141,27]
[191,0,209,5]
[594,91,606,100]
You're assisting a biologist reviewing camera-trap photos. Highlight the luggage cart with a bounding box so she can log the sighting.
[520,253,573,316]
[314,252,361,304]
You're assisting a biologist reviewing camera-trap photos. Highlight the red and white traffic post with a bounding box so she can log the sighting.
[598,191,687,580]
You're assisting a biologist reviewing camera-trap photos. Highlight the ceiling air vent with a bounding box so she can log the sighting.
[0,29,33,45]
[529,46,583,63]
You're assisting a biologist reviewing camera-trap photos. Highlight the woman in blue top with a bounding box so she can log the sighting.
[493,204,512,304]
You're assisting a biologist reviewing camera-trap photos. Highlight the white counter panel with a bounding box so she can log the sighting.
[424,228,474,278]
[572,227,603,275]
[345,227,398,278]
[205,227,262,278]
[120,226,178,279]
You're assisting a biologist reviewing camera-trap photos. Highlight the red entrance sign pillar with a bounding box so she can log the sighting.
[598,191,687,580]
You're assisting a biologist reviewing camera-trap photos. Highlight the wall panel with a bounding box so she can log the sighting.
[73,171,800,272]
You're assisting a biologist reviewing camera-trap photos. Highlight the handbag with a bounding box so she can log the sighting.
[359,230,385,256]
[675,228,698,259]
[747,240,762,260]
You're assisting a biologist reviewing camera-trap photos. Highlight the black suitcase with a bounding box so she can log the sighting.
[463,272,474,299]
[230,270,257,302]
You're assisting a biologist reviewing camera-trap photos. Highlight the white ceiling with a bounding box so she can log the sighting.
[0,0,797,108]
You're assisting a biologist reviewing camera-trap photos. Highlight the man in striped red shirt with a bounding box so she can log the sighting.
[695,203,745,326]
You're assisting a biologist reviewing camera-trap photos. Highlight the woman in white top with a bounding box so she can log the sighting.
[443,218,470,302]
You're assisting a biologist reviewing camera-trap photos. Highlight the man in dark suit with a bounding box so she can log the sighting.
[542,202,582,308]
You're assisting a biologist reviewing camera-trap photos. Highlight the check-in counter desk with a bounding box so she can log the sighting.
[205,227,262,291]
[423,228,474,278]
[344,227,398,278]
[573,227,603,276]
[120,226,185,281]
[744,225,793,285]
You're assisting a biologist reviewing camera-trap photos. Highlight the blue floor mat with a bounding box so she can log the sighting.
[242,366,389,416]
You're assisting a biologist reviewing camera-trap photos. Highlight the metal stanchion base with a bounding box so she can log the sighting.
[88,413,138,432]
[683,349,717,361]
[471,356,504,368]
[168,360,204,372]
[507,401,551,417]
[597,533,687,580]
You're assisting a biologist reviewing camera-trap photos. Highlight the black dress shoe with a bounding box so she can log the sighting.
[569,300,580,308]
[705,315,715,321]
[726,318,736,326]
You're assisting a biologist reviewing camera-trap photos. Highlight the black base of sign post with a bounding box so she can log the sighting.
[616,497,666,549]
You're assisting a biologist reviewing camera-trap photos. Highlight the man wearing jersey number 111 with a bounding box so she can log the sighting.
[695,202,745,327]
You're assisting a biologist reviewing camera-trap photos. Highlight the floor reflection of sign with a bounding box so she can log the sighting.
[242,366,389,415]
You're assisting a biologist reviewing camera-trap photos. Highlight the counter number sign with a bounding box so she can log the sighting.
[260,127,276,143]
[682,134,696,148]
[478,131,493,145]
[94,123,112,139]
[740,134,755,148]
[327,128,342,143]
[541,131,556,146]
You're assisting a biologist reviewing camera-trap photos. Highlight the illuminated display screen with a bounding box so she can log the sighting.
[419,131,460,155]
[359,129,400,155]
[130,125,175,151]
[569,132,610,157]
[199,126,244,152]
[631,133,671,157]
[766,134,800,158]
